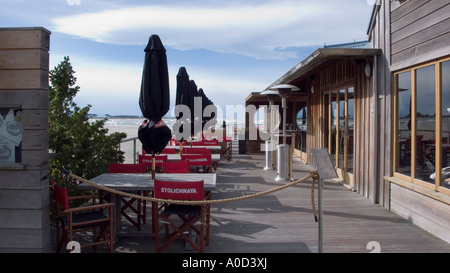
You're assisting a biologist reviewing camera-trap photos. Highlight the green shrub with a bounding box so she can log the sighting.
[48,56,126,197]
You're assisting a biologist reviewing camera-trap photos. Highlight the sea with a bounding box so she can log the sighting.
[89,117,249,163]
[90,117,248,138]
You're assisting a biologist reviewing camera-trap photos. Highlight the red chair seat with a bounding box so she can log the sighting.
[162,160,190,173]
[153,179,211,253]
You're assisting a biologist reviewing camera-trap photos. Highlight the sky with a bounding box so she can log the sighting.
[1,0,375,117]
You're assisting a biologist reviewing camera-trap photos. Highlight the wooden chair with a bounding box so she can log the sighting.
[170,139,187,146]
[220,139,232,162]
[162,159,190,174]
[52,180,114,253]
[138,154,168,173]
[151,160,191,234]
[182,154,213,173]
[153,179,211,253]
[192,139,218,146]
[182,147,211,156]
[108,163,148,231]
[161,147,177,154]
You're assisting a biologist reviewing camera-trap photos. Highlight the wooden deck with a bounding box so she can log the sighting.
[54,152,450,254]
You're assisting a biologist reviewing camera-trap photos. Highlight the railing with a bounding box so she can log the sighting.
[120,136,139,164]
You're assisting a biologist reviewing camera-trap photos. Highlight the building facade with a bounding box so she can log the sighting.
[246,0,450,243]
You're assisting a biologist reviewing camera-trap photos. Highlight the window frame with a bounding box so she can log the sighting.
[392,57,450,196]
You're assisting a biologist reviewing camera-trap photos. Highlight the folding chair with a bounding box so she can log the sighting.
[170,139,187,146]
[182,147,211,156]
[202,139,219,146]
[220,139,232,162]
[108,163,148,231]
[153,179,211,253]
[138,154,168,173]
[161,147,177,154]
[52,180,114,253]
[162,159,190,174]
[182,154,213,173]
[192,139,218,146]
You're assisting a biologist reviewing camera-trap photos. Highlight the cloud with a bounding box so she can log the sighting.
[52,0,372,60]
[58,55,262,116]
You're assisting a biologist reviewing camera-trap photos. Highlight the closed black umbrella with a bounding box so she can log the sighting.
[137,34,172,178]
[174,67,217,142]
[139,34,170,121]
[198,88,217,134]
[174,67,191,142]
[188,79,201,137]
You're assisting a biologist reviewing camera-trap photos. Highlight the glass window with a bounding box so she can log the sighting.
[338,89,346,170]
[323,93,330,151]
[296,106,307,152]
[441,61,450,189]
[415,65,436,182]
[348,87,354,173]
[394,58,450,194]
[331,92,337,166]
[397,71,412,177]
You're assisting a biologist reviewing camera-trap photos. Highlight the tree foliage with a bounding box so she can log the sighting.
[49,56,126,194]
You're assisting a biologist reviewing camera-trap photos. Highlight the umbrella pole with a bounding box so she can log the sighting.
[152,152,156,180]
[180,142,183,156]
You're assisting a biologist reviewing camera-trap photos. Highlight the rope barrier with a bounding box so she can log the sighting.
[64,170,320,207]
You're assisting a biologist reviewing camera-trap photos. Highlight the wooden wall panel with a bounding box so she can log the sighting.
[0,49,49,70]
[392,31,450,65]
[391,183,450,244]
[0,69,49,90]
[0,189,48,209]
[0,208,48,229]
[21,109,48,129]
[0,89,48,110]
[20,149,49,167]
[0,27,50,50]
[391,1,450,65]
[0,224,51,251]
[392,18,450,54]
[0,169,48,189]
[21,130,49,150]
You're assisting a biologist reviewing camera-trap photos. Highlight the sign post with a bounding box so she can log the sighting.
[311,148,338,253]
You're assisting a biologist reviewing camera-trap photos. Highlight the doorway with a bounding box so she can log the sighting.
[323,86,354,184]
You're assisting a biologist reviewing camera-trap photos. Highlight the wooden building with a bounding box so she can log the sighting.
[246,0,450,244]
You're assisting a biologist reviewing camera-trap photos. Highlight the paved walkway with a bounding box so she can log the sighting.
[56,153,450,253]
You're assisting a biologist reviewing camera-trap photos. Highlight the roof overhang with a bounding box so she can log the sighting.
[246,47,382,104]
[265,48,382,90]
